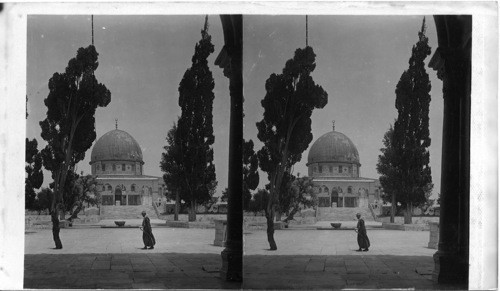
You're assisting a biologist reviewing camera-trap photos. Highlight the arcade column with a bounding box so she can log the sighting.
[215,15,243,282]
[429,15,471,286]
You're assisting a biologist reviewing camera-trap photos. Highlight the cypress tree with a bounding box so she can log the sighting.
[174,16,217,222]
[391,17,434,224]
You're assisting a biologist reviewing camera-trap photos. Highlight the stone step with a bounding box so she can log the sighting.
[316,207,375,222]
[100,205,157,220]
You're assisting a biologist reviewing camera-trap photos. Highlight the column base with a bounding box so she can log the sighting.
[433,250,468,286]
[220,245,242,282]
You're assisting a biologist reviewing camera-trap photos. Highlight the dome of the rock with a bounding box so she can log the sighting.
[90,129,143,164]
[307,130,360,166]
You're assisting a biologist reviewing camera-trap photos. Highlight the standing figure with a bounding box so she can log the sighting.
[140,210,156,249]
[355,213,370,251]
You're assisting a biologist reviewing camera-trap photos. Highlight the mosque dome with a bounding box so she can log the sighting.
[307,130,360,166]
[90,129,143,164]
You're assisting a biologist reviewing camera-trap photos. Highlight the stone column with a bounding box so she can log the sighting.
[216,15,243,282]
[429,16,470,285]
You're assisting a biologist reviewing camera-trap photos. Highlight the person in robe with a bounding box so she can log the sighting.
[355,213,370,251]
[140,210,156,249]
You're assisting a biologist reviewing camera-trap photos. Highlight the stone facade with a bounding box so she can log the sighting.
[307,126,382,209]
[90,128,166,217]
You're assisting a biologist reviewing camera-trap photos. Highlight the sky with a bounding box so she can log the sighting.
[27,15,230,194]
[27,15,443,199]
[243,15,443,198]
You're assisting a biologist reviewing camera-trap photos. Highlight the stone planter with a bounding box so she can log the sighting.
[330,223,342,229]
[214,220,227,247]
[428,222,439,249]
[114,221,126,227]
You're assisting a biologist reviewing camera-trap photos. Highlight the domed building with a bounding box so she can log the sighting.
[90,124,166,218]
[307,123,382,209]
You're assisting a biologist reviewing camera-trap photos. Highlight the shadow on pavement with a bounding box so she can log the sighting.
[25,252,241,289]
[243,254,466,290]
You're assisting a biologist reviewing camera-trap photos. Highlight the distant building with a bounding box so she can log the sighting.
[306,123,382,209]
[90,127,166,218]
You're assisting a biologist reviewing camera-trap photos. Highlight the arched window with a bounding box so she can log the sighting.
[318,187,322,193]
[107,185,112,191]
[112,164,116,171]
[338,165,342,173]
[319,165,323,173]
[347,186,352,194]
[102,164,106,171]
[122,164,126,171]
[102,185,105,191]
[324,186,329,194]
[131,184,136,192]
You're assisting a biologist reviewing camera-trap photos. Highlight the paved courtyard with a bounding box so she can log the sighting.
[24,226,463,289]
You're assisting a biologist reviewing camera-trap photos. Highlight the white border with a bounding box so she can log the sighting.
[1,2,498,289]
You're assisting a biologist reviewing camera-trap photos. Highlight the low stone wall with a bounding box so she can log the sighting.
[379,216,439,225]
[26,214,101,229]
[163,214,227,223]
[382,222,430,231]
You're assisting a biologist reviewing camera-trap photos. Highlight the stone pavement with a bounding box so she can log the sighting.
[25,253,236,289]
[25,228,239,289]
[242,228,464,290]
[24,226,464,289]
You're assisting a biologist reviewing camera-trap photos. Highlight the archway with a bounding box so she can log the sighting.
[331,189,339,207]
[114,187,122,205]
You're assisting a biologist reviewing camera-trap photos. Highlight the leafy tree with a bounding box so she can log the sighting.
[376,125,399,222]
[256,46,328,250]
[34,188,53,214]
[220,187,228,203]
[39,45,111,248]
[381,18,433,224]
[160,122,183,220]
[67,174,101,225]
[173,16,216,221]
[248,189,270,216]
[242,139,259,210]
[274,171,294,221]
[282,176,317,223]
[25,138,44,210]
[220,139,259,211]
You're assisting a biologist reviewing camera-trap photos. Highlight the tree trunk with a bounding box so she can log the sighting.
[266,210,277,250]
[390,193,396,223]
[404,203,413,224]
[51,209,63,249]
[283,206,299,223]
[174,189,179,221]
[188,200,196,222]
[67,202,83,227]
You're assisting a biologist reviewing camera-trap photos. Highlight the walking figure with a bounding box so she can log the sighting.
[140,210,156,249]
[355,213,370,252]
